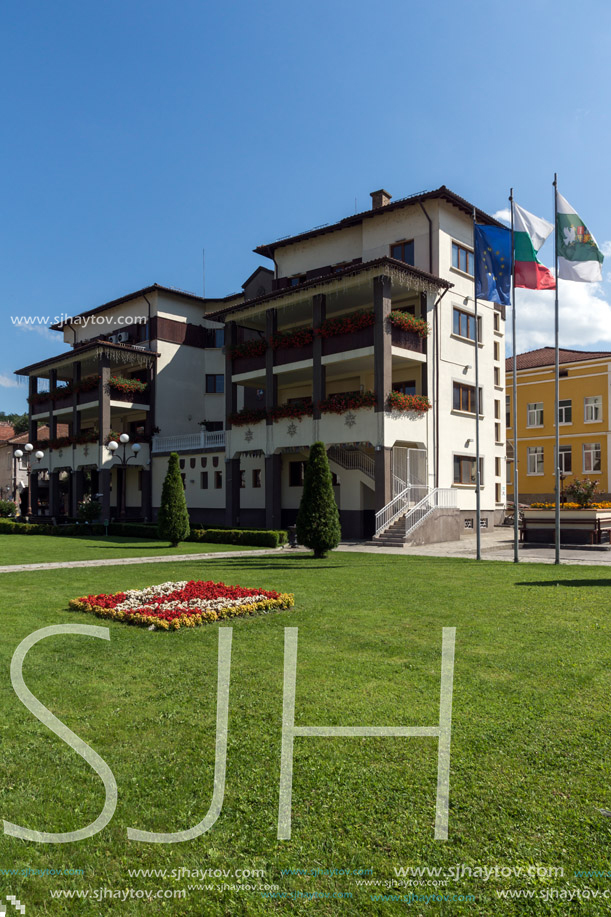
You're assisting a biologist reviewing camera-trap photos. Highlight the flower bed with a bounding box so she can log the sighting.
[317,310,375,338]
[530,502,611,509]
[36,429,99,451]
[270,328,314,350]
[387,391,431,413]
[318,391,376,414]
[228,339,267,359]
[228,408,267,427]
[69,579,295,630]
[388,311,430,338]
[270,402,313,421]
[108,376,148,395]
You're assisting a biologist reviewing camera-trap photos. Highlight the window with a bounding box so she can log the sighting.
[289,274,306,286]
[493,311,500,332]
[584,395,602,423]
[201,457,207,467]
[495,422,502,443]
[495,482,502,504]
[206,374,225,394]
[452,307,481,342]
[494,367,501,386]
[200,471,208,489]
[559,399,572,424]
[252,469,262,488]
[289,461,305,487]
[494,400,501,420]
[506,395,511,428]
[527,402,544,427]
[453,455,484,485]
[390,240,414,265]
[213,456,219,467]
[583,442,601,473]
[214,470,223,489]
[495,457,502,477]
[240,470,246,489]
[452,242,474,275]
[179,459,185,469]
[527,446,544,475]
[392,380,417,396]
[190,458,196,469]
[558,445,572,474]
[453,382,482,414]
[214,328,225,348]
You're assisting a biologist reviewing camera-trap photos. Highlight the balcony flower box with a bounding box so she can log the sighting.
[387,391,431,414]
[270,402,313,422]
[318,391,376,415]
[228,408,267,427]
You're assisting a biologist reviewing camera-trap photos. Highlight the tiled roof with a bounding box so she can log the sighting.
[254,185,504,258]
[9,424,69,444]
[0,423,15,442]
[506,347,611,371]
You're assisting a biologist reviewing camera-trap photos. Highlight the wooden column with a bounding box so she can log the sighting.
[98,468,111,522]
[265,454,282,529]
[98,355,111,444]
[373,275,392,412]
[225,322,238,428]
[72,362,82,437]
[265,309,277,423]
[48,471,60,518]
[48,369,58,441]
[28,377,38,443]
[225,457,241,527]
[312,294,326,419]
[144,360,156,437]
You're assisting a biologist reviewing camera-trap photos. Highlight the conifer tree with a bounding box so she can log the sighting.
[157,452,190,546]
[296,442,341,558]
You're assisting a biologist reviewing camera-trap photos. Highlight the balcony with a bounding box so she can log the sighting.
[31,383,150,418]
[36,441,151,472]
[227,406,428,457]
[151,430,226,453]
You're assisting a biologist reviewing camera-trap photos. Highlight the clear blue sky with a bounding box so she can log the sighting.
[3,0,611,413]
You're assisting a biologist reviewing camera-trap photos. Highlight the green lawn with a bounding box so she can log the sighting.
[0,534,259,565]
[1,552,610,915]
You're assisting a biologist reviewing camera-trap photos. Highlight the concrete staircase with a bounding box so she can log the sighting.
[372,514,410,547]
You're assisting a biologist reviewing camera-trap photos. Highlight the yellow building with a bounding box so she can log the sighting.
[506,347,611,503]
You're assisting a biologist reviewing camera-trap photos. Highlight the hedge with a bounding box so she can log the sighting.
[0,518,287,548]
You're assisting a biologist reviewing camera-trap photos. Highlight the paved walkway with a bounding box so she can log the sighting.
[0,547,286,574]
[337,528,611,565]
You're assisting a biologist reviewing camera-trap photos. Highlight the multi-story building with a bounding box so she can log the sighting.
[13,285,233,521]
[14,186,507,538]
[211,186,507,539]
[506,347,611,503]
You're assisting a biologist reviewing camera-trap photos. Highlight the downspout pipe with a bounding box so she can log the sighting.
[432,287,450,489]
[419,202,433,275]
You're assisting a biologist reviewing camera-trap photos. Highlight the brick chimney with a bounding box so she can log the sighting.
[370,189,392,209]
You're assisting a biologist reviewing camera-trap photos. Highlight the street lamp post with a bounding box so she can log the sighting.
[13,443,45,521]
[106,433,141,520]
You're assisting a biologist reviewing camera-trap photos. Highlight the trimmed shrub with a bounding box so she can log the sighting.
[296,441,341,558]
[0,500,17,518]
[157,452,190,547]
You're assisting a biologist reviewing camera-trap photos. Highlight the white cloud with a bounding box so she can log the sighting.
[600,240,611,257]
[15,322,58,343]
[509,281,611,354]
[0,374,19,388]
[493,208,511,224]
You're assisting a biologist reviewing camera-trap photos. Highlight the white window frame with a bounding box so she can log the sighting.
[527,402,544,427]
[527,446,544,475]
[558,399,572,425]
[584,396,602,423]
[583,442,601,473]
[557,444,572,474]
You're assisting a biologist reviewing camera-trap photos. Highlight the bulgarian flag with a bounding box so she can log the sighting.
[556,191,604,282]
[513,202,555,290]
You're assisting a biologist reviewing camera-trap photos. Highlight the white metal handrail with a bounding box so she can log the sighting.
[327,446,375,479]
[403,488,457,538]
[375,484,414,535]
[151,430,225,453]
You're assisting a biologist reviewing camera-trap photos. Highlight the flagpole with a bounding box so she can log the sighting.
[553,174,561,564]
[509,189,519,563]
[473,207,482,560]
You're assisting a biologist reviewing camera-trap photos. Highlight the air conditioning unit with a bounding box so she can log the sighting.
[108,334,118,343]
[116,331,130,343]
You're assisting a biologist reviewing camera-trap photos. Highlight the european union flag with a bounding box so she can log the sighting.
[474,224,512,306]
